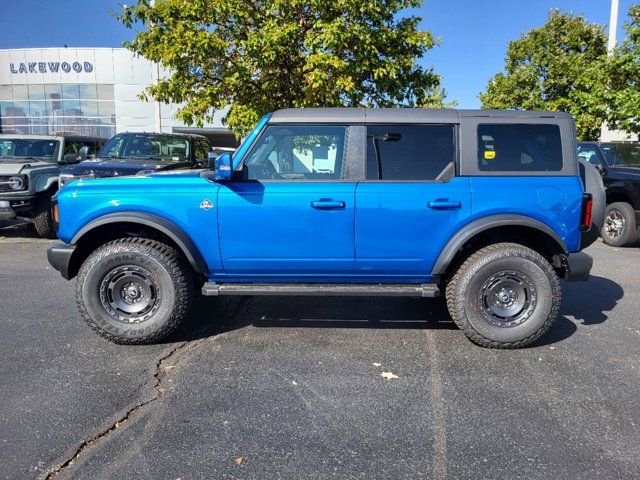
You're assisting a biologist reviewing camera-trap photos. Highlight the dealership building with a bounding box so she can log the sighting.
[0,47,236,147]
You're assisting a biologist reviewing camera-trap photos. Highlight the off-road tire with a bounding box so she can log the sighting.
[601,202,638,247]
[76,237,194,344]
[446,243,561,349]
[33,196,56,239]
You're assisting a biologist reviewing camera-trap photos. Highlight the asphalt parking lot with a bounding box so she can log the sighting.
[1,221,639,480]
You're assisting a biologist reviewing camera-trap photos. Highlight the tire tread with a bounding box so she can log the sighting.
[445,242,561,349]
[75,237,194,344]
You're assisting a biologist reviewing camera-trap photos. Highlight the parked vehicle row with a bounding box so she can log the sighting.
[0,131,219,238]
[47,108,604,349]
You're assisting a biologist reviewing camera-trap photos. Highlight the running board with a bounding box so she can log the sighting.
[201,283,440,298]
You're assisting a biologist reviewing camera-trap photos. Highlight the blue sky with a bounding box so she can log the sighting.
[0,0,635,108]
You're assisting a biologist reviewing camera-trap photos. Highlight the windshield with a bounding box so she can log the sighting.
[0,138,59,162]
[601,143,640,167]
[98,134,190,162]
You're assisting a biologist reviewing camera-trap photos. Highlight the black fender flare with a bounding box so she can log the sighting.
[71,211,208,274]
[431,214,568,275]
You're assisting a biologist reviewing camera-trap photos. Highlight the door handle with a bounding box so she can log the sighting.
[311,200,346,209]
[427,199,461,210]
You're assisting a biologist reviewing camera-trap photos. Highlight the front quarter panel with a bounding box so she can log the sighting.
[56,175,223,274]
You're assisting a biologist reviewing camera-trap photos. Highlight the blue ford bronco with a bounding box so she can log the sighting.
[47,108,602,348]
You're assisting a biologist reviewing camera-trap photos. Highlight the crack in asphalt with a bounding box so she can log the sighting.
[43,296,250,479]
[43,342,187,479]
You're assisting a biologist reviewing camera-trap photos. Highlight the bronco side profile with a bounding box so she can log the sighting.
[48,109,600,348]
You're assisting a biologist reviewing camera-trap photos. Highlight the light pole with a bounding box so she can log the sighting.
[608,0,620,53]
[601,0,620,140]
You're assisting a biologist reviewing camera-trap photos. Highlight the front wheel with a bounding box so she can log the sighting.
[446,243,561,349]
[33,195,56,239]
[76,237,194,344]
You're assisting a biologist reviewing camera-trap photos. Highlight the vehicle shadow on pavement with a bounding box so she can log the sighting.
[170,274,623,346]
[540,275,624,346]
[170,295,456,343]
[0,220,37,239]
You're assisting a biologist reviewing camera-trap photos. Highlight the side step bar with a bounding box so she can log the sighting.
[201,283,440,298]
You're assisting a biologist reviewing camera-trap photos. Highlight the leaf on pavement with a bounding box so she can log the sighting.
[235,456,244,465]
[372,362,382,367]
[381,371,399,380]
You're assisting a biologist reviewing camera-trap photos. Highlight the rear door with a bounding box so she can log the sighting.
[355,124,471,280]
[216,124,357,278]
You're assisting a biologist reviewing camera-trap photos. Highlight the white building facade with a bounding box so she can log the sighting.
[0,47,235,146]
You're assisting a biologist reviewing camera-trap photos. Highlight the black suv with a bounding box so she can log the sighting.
[578,141,640,246]
[59,132,212,187]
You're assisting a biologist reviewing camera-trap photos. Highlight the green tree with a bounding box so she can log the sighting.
[604,5,640,136]
[479,10,608,140]
[118,0,448,137]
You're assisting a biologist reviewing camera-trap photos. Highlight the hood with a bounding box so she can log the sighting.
[608,165,640,176]
[65,157,193,178]
[0,158,50,175]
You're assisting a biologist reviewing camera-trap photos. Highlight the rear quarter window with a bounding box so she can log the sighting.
[478,124,563,172]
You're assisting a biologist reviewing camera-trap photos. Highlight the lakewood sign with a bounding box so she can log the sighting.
[9,61,94,74]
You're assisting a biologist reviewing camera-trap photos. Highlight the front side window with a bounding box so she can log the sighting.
[366,125,454,180]
[244,125,347,180]
[97,134,190,162]
[64,140,96,155]
[194,139,210,162]
[478,124,563,172]
[602,143,640,167]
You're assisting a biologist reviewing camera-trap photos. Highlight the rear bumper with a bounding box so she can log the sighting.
[554,252,593,282]
[47,242,76,280]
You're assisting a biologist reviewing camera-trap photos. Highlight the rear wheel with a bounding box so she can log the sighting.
[33,195,56,239]
[76,237,194,344]
[446,243,561,349]
[601,202,638,247]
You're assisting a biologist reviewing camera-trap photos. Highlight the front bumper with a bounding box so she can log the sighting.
[554,252,593,282]
[0,195,36,219]
[47,242,76,280]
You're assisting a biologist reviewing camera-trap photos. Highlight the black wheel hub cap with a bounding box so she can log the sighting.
[478,270,537,328]
[99,265,160,323]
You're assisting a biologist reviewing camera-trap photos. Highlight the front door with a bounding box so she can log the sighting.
[217,124,356,279]
[355,124,471,281]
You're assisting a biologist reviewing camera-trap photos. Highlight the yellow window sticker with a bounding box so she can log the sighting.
[484,150,496,160]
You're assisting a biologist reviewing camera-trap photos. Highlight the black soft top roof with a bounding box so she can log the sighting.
[269,108,572,124]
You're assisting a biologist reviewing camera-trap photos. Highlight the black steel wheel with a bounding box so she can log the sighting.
[446,243,561,349]
[76,237,194,344]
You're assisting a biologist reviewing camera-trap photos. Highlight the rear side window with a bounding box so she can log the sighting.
[478,124,563,172]
[366,125,454,180]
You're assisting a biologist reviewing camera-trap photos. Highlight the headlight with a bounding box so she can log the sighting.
[8,176,26,191]
[59,173,93,187]
[59,174,76,187]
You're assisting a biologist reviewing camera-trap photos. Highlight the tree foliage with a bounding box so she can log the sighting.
[118,0,448,137]
[603,5,640,136]
[479,10,608,140]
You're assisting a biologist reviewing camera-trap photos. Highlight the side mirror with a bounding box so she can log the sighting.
[63,153,80,163]
[594,163,604,174]
[79,146,89,161]
[211,152,232,180]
